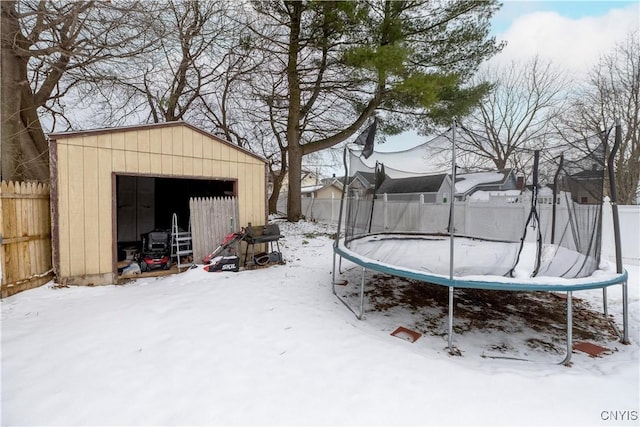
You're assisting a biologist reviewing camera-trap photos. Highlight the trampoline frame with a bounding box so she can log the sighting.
[332,239,628,364]
[332,121,630,365]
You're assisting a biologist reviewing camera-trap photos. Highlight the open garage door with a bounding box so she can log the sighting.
[115,175,236,262]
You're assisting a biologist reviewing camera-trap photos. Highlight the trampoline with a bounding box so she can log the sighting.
[332,122,629,365]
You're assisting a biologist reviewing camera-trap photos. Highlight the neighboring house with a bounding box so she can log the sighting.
[301,178,343,200]
[565,167,604,204]
[355,169,518,203]
[272,168,324,195]
[376,173,452,203]
[347,171,378,197]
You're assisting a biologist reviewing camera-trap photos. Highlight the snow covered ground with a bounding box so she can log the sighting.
[2,220,638,426]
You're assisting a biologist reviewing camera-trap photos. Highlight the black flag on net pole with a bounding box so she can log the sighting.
[354,118,377,159]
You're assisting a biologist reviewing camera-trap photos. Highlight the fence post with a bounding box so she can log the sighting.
[383,193,388,231]
[464,197,471,236]
[419,194,424,232]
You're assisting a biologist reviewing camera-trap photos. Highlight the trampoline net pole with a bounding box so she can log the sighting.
[333,146,349,292]
[448,286,455,352]
[448,120,456,354]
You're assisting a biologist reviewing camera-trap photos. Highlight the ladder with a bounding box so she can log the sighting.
[171,213,193,271]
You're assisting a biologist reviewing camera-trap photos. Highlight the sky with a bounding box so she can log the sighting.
[373,0,640,155]
[491,0,639,75]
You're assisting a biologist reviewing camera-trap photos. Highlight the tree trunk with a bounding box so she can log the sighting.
[268,148,287,214]
[285,1,303,222]
[287,143,303,221]
[1,1,49,182]
[268,169,285,214]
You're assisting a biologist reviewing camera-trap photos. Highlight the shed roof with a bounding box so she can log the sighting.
[48,121,266,164]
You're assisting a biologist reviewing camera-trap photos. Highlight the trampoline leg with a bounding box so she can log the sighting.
[447,286,455,354]
[358,267,366,320]
[331,252,337,294]
[602,288,608,317]
[559,291,573,366]
[622,279,630,344]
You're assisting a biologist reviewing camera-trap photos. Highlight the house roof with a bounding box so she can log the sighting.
[376,173,448,194]
[455,169,513,194]
[301,180,343,194]
[348,171,377,187]
[47,121,266,163]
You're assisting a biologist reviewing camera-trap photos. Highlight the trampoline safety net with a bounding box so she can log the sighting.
[341,127,608,279]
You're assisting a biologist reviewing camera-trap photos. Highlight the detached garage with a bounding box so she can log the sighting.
[49,121,267,286]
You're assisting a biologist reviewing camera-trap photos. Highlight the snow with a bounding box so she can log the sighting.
[454,171,507,193]
[2,220,639,426]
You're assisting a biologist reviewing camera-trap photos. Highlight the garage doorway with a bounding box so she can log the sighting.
[115,174,236,270]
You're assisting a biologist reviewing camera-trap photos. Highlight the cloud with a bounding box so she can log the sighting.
[492,3,639,77]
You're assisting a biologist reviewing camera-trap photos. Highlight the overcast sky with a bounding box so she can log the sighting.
[490,0,639,77]
[377,0,640,153]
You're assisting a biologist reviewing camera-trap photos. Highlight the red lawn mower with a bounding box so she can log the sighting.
[138,230,172,271]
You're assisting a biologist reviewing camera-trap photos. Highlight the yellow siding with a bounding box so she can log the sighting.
[57,144,70,277]
[67,145,86,276]
[97,148,113,273]
[55,123,266,285]
[202,158,212,176]
[193,157,203,176]
[97,133,111,149]
[112,132,125,151]
[211,137,221,160]
[161,128,172,155]
[149,129,162,154]
[182,127,192,157]
[112,146,125,171]
[149,153,162,175]
[83,146,100,275]
[125,148,139,173]
[193,131,203,158]
[138,150,151,174]
[138,129,150,153]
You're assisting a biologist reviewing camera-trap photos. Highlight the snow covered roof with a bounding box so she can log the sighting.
[455,170,513,194]
[301,180,343,194]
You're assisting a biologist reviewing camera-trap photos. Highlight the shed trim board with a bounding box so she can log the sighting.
[49,122,268,286]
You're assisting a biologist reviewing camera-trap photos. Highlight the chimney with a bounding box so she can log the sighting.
[516,176,525,190]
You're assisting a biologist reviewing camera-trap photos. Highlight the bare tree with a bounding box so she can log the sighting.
[74,0,247,129]
[0,0,156,182]
[560,32,639,204]
[449,56,568,177]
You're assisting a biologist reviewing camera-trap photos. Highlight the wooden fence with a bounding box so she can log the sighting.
[1,181,53,298]
[189,196,239,263]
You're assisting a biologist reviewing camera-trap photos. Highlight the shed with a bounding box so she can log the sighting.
[49,121,267,286]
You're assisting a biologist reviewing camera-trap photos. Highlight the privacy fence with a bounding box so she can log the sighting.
[1,181,53,298]
[281,193,639,265]
[190,196,239,263]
